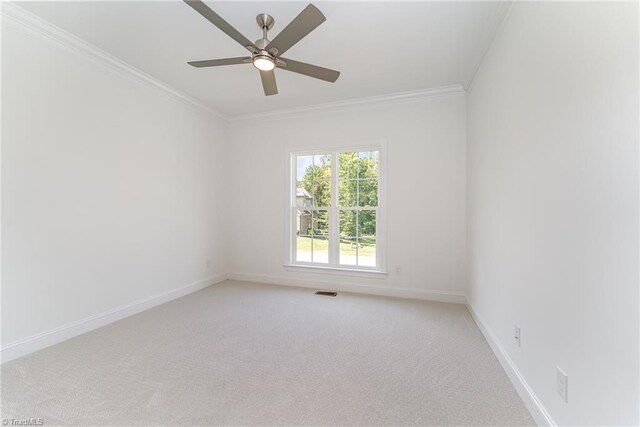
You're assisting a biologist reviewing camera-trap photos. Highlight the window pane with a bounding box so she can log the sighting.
[314,154,331,169]
[355,210,377,267]
[358,210,376,239]
[297,209,312,237]
[311,210,329,237]
[297,154,331,208]
[338,151,378,208]
[339,210,357,265]
[296,188,312,208]
[310,211,329,263]
[296,236,312,262]
[356,151,379,179]
[314,155,331,207]
[296,155,314,182]
[311,236,329,264]
[338,152,358,180]
[338,152,356,206]
[339,236,358,266]
[296,209,330,264]
[296,209,312,262]
[357,179,378,207]
[358,237,376,267]
[296,155,314,209]
[339,236,375,267]
[338,179,357,207]
[339,210,357,238]
[311,179,331,207]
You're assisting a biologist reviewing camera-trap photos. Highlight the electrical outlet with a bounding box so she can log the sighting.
[206,259,211,268]
[556,367,568,402]
[514,324,521,347]
[396,266,401,274]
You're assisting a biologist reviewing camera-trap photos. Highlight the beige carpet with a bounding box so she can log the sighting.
[1,280,534,426]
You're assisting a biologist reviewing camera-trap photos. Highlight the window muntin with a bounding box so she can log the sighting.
[292,148,381,270]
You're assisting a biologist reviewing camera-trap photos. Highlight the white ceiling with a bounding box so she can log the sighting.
[17,1,510,118]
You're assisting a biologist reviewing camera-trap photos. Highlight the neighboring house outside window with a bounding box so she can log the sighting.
[296,188,313,237]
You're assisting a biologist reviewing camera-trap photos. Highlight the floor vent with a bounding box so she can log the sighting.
[315,291,337,297]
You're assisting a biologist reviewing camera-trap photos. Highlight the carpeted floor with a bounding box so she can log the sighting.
[1,280,534,426]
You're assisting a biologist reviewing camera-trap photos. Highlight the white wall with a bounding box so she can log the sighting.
[227,94,467,301]
[467,2,639,426]
[1,17,228,348]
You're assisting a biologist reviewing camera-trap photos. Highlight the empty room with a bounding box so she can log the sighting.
[1,1,638,426]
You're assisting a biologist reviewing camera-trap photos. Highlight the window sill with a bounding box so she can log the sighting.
[283,264,388,277]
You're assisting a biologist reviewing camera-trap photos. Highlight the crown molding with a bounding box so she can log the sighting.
[1,2,228,121]
[228,84,466,124]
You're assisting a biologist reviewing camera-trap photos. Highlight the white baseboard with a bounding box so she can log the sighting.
[227,272,467,304]
[1,273,228,364]
[466,303,555,427]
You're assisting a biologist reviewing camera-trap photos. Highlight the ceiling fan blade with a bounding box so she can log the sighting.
[265,4,326,56]
[184,0,258,53]
[188,57,251,68]
[260,70,278,96]
[277,58,340,83]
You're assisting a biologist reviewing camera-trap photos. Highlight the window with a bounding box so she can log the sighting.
[290,147,383,271]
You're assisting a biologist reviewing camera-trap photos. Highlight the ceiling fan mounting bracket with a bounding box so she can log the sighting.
[256,13,275,31]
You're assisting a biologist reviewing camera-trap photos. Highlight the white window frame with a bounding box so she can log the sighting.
[286,143,386,274]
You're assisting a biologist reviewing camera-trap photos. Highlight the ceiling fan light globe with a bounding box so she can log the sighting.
[253,57,275,71]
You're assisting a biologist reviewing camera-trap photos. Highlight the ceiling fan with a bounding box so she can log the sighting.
[183,0,340,96]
